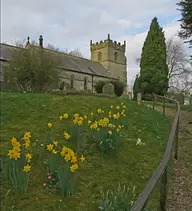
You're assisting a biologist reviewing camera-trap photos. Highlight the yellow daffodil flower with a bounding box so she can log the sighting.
[70,163,78,172]
[48,122,52,128]
[47,144,54,151]
[63,113,69,119]
[26,153,32,161]
[23,165,31,173]
[59,115,63,120]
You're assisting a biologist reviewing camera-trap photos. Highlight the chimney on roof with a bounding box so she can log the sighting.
[39,35,43,48]
[27,36,30,45]
[107,34,110,40]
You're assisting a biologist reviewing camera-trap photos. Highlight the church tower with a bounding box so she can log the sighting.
[90,34,127,84]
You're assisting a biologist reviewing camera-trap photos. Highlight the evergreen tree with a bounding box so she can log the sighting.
[139,17,169,95]
[133,74,140,100]
[177,0,192,51]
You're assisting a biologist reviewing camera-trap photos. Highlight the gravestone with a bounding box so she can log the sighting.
[102,83,115,95]
[190,95,192,105]
[128,92,132,100]
[137,93,142,102]
[175,93,185,105]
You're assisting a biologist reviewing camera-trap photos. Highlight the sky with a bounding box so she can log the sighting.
[1,0,191,87]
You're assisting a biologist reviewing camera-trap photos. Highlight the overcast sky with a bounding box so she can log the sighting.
[1,0,191,86]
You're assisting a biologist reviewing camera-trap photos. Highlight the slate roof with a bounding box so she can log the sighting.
[0,43,116,79]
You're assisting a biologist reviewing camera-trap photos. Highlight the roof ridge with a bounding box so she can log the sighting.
[0,43,23,50]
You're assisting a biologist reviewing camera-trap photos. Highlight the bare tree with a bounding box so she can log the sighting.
[46,44,84,58]
[166,36,189,80]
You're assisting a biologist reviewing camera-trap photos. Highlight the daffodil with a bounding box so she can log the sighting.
[26,153,32,161]
[23,165,31,173]
[84,115,87,119]
[48,122,52,128]
[97,108,102,114]
[11,137,17,145]
[74,113,79,118]
[8,149,14,159]
[110,105,113,109]
[59,115,63,120]
[63,113,69,119]
[71,156,77,163]
[80,155,85,162]
[88,120,92,124]
[116,106,120,110]
[65,153,71,162]
[77,120,83,126]
[12,150,21,160]
[70,163,78,172]
[108,131,112,135]
[53,141,58,146]
[52,149,58,154]
[64,132,70,140]
[47,144,54,151]
[90,112,94,116]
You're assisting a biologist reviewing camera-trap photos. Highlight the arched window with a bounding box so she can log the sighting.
[59,81,64,90]
[70,75,74,89]
[114,52,118,62]
[98,52,102,61]
[84,76,88,90]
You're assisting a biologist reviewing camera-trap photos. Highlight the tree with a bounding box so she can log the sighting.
[166,36,192,91]
[177,0,192,51]
[138,17,169,95]
[5,46,60,92]
[46,44,84,58]
[169,62,192,93]
[132,74,140,99]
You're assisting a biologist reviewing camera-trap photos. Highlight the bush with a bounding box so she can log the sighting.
[109,80,126,97]
[5,46,60,92]
[94,80,107,93]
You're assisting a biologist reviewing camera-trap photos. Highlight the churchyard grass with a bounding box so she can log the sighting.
[1,92,170,211]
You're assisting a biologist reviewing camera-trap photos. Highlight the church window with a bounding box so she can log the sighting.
[98,52,102,61]
[84,76,88,90]
[114,52,118,62]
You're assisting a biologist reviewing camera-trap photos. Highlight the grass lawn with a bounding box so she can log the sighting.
[0,92,171,211]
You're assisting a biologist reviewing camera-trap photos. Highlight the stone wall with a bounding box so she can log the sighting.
[0,59,110,92]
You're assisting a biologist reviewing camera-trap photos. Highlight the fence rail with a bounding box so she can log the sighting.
[131,94,180,211]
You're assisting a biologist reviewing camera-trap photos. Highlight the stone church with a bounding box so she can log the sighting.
[0,34,127,91]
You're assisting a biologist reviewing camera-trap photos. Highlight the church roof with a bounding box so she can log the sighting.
[0,43,116,79]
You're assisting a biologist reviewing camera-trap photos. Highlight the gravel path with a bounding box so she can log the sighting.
[149,105,192,211]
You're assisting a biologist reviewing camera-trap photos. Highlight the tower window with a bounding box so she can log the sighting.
[114,52,118,62]
[98,52,102,61]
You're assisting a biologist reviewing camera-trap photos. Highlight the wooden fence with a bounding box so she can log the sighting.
[131,94,180,211]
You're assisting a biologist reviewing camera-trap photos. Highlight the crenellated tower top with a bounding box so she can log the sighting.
[90,34,126,53]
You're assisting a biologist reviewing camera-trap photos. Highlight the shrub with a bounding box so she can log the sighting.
[94,80,107,93]
[5,46,60,92]
[109,80,126,97]
[95,80,126,96]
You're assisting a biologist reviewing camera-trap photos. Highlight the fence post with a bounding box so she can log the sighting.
[174,116,179,160]
[163,98,165,116]
[160,167,168,211]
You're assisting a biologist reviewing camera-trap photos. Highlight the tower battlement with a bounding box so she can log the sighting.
[90,34,126,52]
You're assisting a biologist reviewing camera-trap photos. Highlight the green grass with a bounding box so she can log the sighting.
[0,92,171,211]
